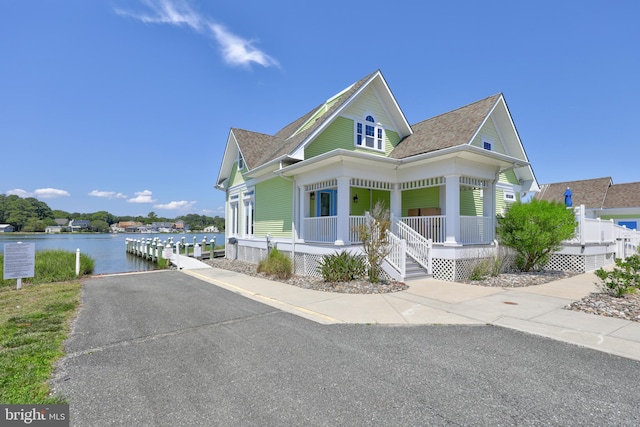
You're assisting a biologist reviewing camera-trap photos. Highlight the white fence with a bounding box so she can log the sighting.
[568,205,640,259]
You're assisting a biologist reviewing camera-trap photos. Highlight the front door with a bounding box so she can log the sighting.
[317,189,337,217]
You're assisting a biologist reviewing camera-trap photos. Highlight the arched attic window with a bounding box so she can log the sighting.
[355,114,384,151]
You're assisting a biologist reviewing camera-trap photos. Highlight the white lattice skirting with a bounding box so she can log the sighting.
[227,244,616,282]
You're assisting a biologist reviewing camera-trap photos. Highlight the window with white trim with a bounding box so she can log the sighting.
[237,150,244,170]
[355,114,384,151]
[229,194,239,236]
[504,191,516,202]
[243,190,254,237]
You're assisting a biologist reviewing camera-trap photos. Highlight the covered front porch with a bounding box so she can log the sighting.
[299,176,497,247]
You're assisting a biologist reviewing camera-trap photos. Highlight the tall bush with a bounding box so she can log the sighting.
[356,201,391,283]
[257,247,292,280]
[496,199,576,272]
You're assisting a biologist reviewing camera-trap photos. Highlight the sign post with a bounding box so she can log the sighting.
[3,242,35,290]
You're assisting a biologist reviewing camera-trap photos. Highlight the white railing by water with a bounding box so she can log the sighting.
[460,216,493,245]
[399,215,445,243]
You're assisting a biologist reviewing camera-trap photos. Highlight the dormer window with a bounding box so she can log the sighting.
[237,151,244,170]
[355,114,384,151]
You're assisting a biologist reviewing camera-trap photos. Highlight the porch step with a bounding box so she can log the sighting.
[404,256,431,280]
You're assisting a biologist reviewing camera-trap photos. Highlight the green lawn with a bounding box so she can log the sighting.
[0,250,87,404]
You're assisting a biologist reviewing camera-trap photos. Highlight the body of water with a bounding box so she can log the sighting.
[0,232,224,275]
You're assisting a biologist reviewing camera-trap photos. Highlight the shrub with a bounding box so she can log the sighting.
[317,251,367,283]
[594,255,640,297]
[257,247,292,280]
[356,201,391,283]
[497,199,576,272]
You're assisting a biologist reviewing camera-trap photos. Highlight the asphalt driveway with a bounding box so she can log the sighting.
[53,271,640,426]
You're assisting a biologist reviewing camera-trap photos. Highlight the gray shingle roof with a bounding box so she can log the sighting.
[535,177,612,208]
[234,71,378,171]
[389,94,502,159]
[602,182,640,209]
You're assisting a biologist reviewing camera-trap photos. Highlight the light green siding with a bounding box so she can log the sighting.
[471,119,507,155]
[305,117,354,159]
[460,189,482,216]
[351,188,390,215]
[229,162,245,187]
[255,177,292,238]
[498,170,519,184]
[401,187,440,216]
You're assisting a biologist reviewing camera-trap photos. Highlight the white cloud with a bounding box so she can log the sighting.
[89,190,127,199]
[6,189,32,198]
[209,23,279,68]
[116,0,279,68]
[7,188,70,199]
[128,190,156,203]
[34,188,71,198]
[153,200,196,210]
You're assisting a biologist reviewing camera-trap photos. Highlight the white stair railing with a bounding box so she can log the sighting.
[393,219,432,275]
[385,231,406,278]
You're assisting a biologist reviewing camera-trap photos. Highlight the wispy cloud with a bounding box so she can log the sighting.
[153,200,196,211]
[128,190,156,203]
[7,188,70,199]
[116,0,279,68]
[89,190,127,199]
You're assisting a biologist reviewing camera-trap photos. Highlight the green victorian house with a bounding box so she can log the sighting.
[216,70,539,281]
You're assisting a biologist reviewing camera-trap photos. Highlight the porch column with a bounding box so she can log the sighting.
[390,183,402,220]
[444,174,461,246]
[298,185,305,241]
[335,177,350,245]
[483,182,496,242]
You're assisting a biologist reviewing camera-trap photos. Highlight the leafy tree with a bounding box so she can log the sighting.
[92,211,115,225]
[497,199,576,272]
[356,200,392,283]
[90,219,110,233]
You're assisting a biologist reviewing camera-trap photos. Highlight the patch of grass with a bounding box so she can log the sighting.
[1,249,94,289]
[257,247,292,280]
[0,280,81,403]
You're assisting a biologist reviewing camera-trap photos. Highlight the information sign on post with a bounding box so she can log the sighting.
[3,242,36,290]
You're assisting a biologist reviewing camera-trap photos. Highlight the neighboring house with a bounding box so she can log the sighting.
[204,225,219,233]
[55,218,69,227]
[69,219,91,232]
[216,70,538,281]
[0,224,14,232]
[534,177,640,268]
[536,177,640,230]
[174,220,186,231]
[45,226,63,233]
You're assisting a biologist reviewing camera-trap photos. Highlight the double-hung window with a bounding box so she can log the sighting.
[355,114,384,151]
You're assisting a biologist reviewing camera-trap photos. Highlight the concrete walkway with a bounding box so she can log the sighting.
[181,265,640,361]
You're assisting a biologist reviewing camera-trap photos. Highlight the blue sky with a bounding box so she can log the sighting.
[1,0,638,217]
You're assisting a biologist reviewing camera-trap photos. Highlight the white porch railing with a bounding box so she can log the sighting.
[398,216,445,243]
[303,216,365,243]
[393,220,432,274]
[303,216,337,243]
[349,215,366,243]
[460,216,493,245]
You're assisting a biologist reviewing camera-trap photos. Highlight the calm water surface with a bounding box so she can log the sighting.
[0,233,224,275]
